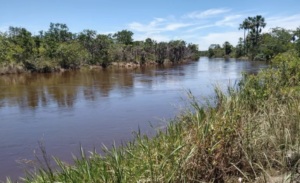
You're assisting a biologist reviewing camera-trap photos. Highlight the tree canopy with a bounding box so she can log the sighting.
[0,23,200,73]
[206,15,300,60]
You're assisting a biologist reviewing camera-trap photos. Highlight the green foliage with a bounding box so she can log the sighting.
[249,15,267,46]
[239,18,252,56]
[0,24,200,74]
[257,27,294,60]
[198,50,208,56]
[235,37,244,58]
[168,40,187,62]
[56,41,89,68]
[3,15,300,183]
[208,15,271,59]
[155,42,168,63]
[113,30,133,45]
[13,51,300,183]
[43,23,74,58]
[0,32,14,63]
[293,26,300,56]
[207,44,225,57]
[223,41,232,55]
[205,15,298,61]
[272,51,300,86]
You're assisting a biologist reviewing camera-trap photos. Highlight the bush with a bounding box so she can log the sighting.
[11,50,300,183]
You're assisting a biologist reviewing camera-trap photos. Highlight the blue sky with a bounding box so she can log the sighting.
[1,0,300,50]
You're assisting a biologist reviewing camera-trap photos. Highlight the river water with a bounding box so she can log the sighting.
[0,57,267,181]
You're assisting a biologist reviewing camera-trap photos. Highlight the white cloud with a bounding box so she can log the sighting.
[134,31,245,51]
[192,14,300,51]
[164,23,192,31]
[127,10,300,51]
[187,24,216,32]
[264,14,300,31]
[196,31,244,50]
[133,33,170,42]
[184,8,231,19]
[129,8,235,36]
[187,14,243,32]
[173,34,199,40]
[129,18,192,34]
[215,14,243,26]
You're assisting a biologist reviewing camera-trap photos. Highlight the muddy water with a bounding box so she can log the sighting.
[0,57,267,181]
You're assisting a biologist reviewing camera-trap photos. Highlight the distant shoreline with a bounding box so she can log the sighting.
[0,58,198,75]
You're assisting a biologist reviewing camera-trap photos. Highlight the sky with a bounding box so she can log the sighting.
[0,0,300,50]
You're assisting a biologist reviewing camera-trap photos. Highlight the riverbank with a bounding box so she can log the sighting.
[0,59,198,75]
[205,55,250,60]
[5,52,299,182]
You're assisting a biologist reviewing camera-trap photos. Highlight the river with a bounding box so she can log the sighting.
[0,57,267,181]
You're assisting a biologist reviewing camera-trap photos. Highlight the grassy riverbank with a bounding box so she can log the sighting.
[5,51,300,182]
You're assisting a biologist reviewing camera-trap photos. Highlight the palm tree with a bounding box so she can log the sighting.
[238,22,246,55]
[249,15,266,45]
[239,19,252,55]
[246,29,257,60]
[244,19,251,54]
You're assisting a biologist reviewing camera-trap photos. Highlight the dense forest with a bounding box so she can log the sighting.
[201,15,300,60]
[0,24,200,74]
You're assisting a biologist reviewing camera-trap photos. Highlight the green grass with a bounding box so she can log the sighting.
[5,51,300,183]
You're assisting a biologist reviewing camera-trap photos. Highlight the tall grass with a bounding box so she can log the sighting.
[5,51,300,182]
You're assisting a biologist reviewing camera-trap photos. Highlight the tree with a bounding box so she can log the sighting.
[144,38,155,52]
[223,41,232,55]
[78,29,97,58]
[0,23,201,73]
[113,30,133,45]
[269,27,293,54]
[248,15,266,46]
[7,26,34,62]
[45,23,72,43]
[0,32,12,63]
[94,34,114,66]
[56,41,89,68]
[168,40,187,62]
[208,44,222,57]
[43,23,73,58]
[208,47,214,57]
[239,19,251,55]
[293,26,300,56]
[185,43,199,60]
[79,31,114,65]
[155,42,168,63]
[236,38,244,58]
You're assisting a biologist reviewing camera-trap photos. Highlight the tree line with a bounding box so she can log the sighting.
[0,23,200,73]
[201,15,300,60]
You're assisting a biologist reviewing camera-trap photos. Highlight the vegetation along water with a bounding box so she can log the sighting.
[0,24,199,74]
[1,13,300,182]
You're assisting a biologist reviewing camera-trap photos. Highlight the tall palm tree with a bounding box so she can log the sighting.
[249,15,266,45]
[239,19,252,55]
[244,19,251,54]
[238,22,246,55]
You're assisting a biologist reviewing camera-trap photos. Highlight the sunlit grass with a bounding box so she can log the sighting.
[5,51,300,182]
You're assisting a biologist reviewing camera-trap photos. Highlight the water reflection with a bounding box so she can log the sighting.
[0,70,131,109]
[0,63,200,110]
[0,57,267,181]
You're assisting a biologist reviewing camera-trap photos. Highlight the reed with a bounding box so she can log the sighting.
[5,51,300,182]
